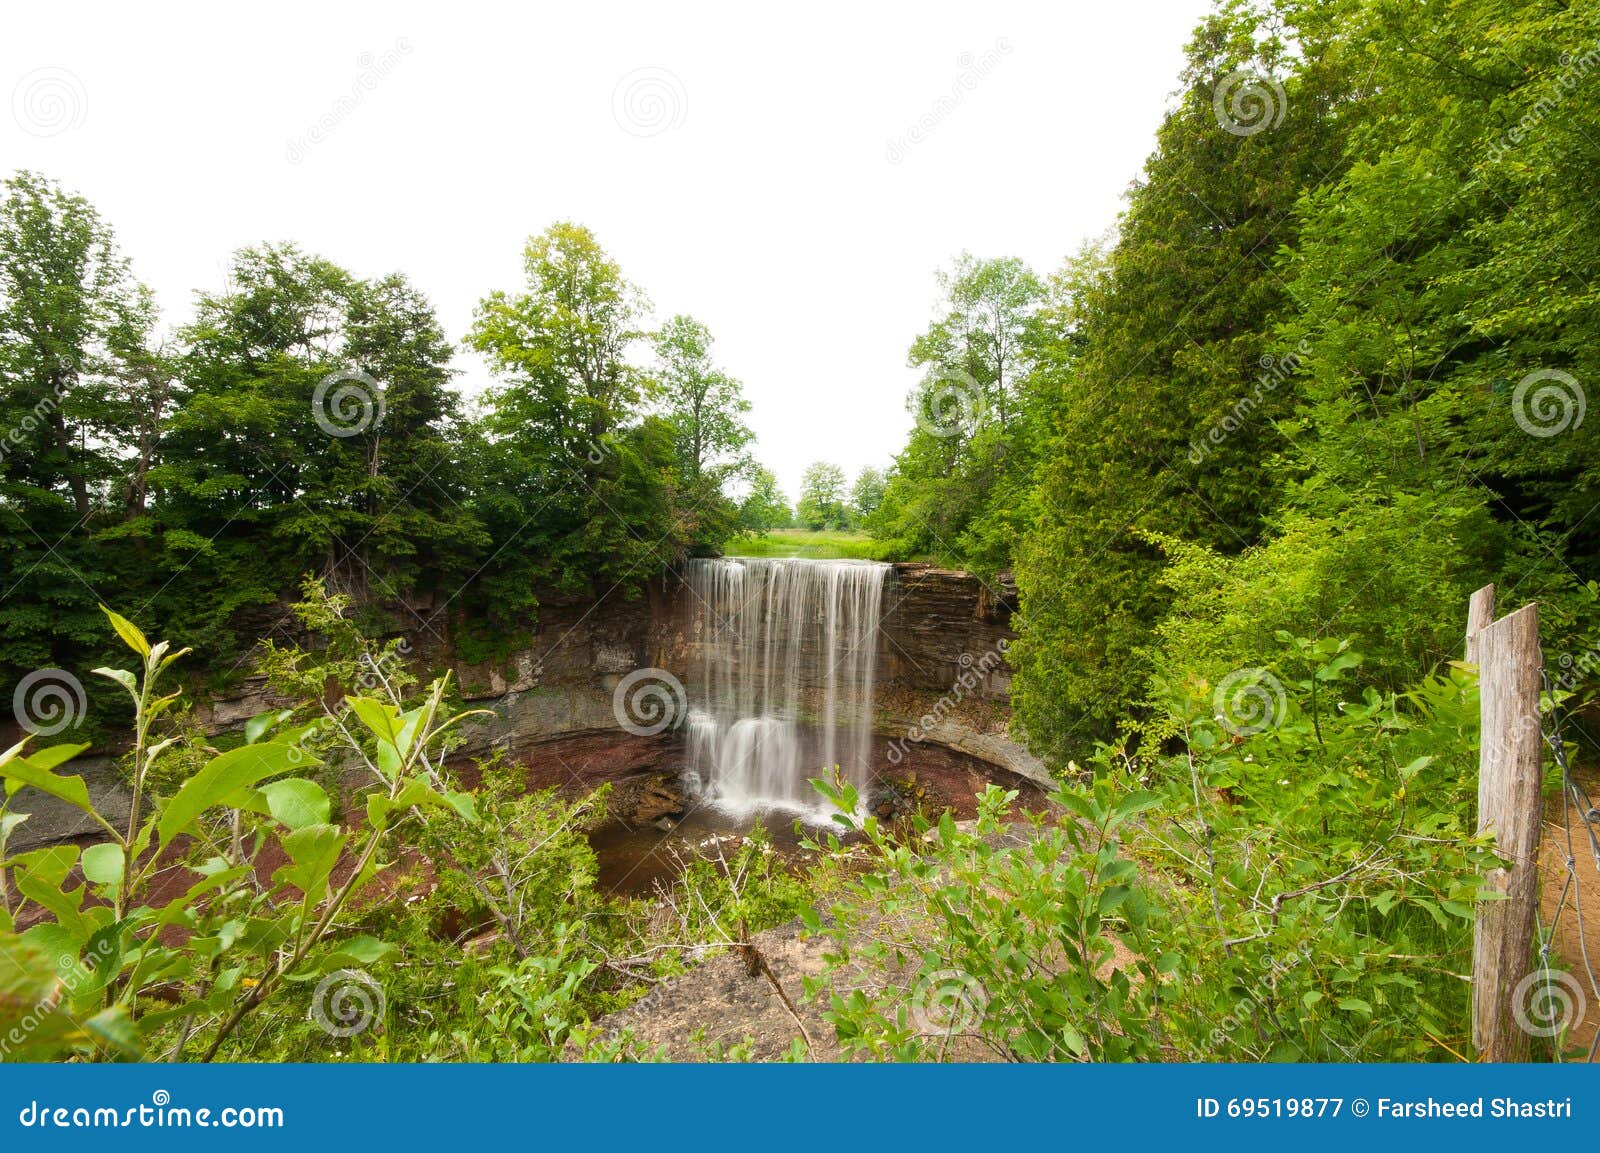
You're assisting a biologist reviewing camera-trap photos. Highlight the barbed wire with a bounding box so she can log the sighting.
[1534,667,1599,1062]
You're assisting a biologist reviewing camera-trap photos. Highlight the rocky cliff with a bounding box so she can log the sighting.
[8,562,1046,849]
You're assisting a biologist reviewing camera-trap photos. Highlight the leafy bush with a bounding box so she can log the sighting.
[0,605,481,1061]
[802,638,1499,1062]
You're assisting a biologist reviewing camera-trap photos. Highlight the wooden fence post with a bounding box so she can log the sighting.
[1470,595,1543,1061]
[1465,583,1495,662]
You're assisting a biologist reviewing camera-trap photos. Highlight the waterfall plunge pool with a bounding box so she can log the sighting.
[586,727,1046,896]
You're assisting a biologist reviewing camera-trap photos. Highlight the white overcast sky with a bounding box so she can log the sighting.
[5,0,1210,503]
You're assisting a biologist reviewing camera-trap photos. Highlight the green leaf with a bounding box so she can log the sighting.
[92,666,139,698]
[346,696,402,750]
[1336,997,1373,1016]
[1112,790,1163,827]
[245,709,295,745]
[312,934,398,974]
[160,742,316,844]
[0,751,96,814]
[442,790,478,823]
[79,921,126,994]
[1397,755,1433,781]
[18,920,84,973]
[274,824,347,907]
[260,779,331,830]
[20,743,88,772]
[82,1005,142,1057]
[100,604,150,658]
[81,843,125,886]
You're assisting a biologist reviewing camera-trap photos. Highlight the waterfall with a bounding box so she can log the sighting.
[682,557,888,821]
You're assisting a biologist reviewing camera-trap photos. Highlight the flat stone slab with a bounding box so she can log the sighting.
[7,755,131,852]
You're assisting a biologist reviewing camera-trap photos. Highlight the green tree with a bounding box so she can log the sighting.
[650,314,754,553]
[738,465,791,532]
[0,170,159,685]
[1144,0,1600,707]
[1011,2,1355,758]
[850,466,886,520]
[871,254,1045,565]
[796,461,849,530]
[466,223,672,624]
[153,244,483,658]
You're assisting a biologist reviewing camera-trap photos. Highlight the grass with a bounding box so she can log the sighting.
[724,529,892,560]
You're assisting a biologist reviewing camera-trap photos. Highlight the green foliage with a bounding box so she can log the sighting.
[805,639,1498,1061]
[736,465,793,533]
[795,461,851,530]
[870,253,1047,570]
[849,466,886,521]
[803,778,1168,1061]
[724,529,893,561]
[0,200,760,685]
[0,600,482,1062]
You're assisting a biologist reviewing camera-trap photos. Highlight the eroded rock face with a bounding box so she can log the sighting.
[8,565,1043,849]
[879,563,1017,702]
[5,753,131,850]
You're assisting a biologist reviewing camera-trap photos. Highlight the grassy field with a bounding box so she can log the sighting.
[723,529,892,560]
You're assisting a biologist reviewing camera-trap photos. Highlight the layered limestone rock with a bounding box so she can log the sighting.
[8,564,1047,849]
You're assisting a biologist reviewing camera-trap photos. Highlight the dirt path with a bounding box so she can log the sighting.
[1538,762,1600,1058]
[581,918,844,1061]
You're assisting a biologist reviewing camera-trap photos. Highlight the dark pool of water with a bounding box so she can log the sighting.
[588,804,835,897]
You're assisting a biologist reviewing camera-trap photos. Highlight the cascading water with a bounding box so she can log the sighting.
[682,557,888,822]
